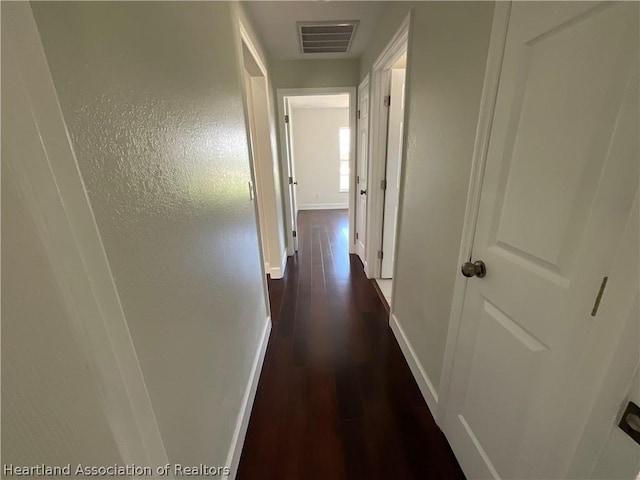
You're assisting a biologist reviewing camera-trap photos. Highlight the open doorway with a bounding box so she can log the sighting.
[277,88,357,256]
[377,54,407,305]
[241,29,287,280]
[365,17,409,310]
[289,95,350,210]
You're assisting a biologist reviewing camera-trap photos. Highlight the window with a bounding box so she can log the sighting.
[339,127,350,192]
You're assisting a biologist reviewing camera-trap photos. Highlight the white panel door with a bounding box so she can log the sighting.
[445,3,639,479]
[284,98,298,251]
[356,77,370,264]
[381,68,406,279]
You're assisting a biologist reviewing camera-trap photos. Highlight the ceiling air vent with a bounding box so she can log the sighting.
[298,21,359,54]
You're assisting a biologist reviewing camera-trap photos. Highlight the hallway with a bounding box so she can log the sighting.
[237,210,464,480]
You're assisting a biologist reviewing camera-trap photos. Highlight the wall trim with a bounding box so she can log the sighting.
[297,203,348,211]
[364,12,411,279]
[436,3,512,427]
[270,248,288,279]
[270,264,282,278]
[390,314,438,415]
[238,22,268,78]
[224,317,272,479]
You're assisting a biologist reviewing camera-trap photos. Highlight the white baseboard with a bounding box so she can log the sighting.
[390,314,439,416]
[269,248,288,279]
[270,266,281,279]
[224,317,271,479]
[297,203,348,210]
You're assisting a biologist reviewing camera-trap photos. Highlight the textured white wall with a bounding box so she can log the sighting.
[31,0,269,467]
[290,107,350,209]
[2,156,124,469]
[360,2,495,392]
[272,59,360,90]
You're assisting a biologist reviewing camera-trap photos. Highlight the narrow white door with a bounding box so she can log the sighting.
[445,3,639,479]
[283,98,299,251]
[356,77,370,264]
[380,68,406,279]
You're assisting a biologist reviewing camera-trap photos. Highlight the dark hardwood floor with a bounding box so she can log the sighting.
[237,209,465,480]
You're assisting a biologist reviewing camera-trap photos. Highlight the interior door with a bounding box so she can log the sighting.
[445,3,639,479]
[380,68,406,279]
[283,98,299,251]
[356,77,370,265]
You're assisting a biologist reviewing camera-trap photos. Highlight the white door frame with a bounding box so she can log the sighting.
[355,74,370,265]
[436,2,511,426]
[380,68,407,279]
[276,87,357,255]
[238,20,290,279]
[364,13,410,279]
[237,21,280,300]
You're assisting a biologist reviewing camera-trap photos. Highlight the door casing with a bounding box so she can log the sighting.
[364,12,411,280]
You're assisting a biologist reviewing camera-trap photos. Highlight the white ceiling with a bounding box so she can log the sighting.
[242,1,387,60]
[288,94,349,109]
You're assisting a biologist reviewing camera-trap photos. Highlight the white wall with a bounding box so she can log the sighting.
[360,2,495,395]
[2,142,124,470]
[272,59,360,90]
[290,107,350,209]
[29,0,270,471]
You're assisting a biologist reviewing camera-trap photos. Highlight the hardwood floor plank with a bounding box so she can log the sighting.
[237,209,465,480]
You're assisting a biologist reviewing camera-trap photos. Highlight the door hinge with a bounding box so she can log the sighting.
[384,95,391,107]
[590,276,608,317]
[284,114,289,124]
[292,230,297,238]
[377,250,383,260]
[357,109,361,119]
[380,179,387,190]
[356,175,360,184]
[356,232,359,240]
[289,176,293,185]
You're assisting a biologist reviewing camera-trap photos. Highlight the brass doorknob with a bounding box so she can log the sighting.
[461,260,486,278]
